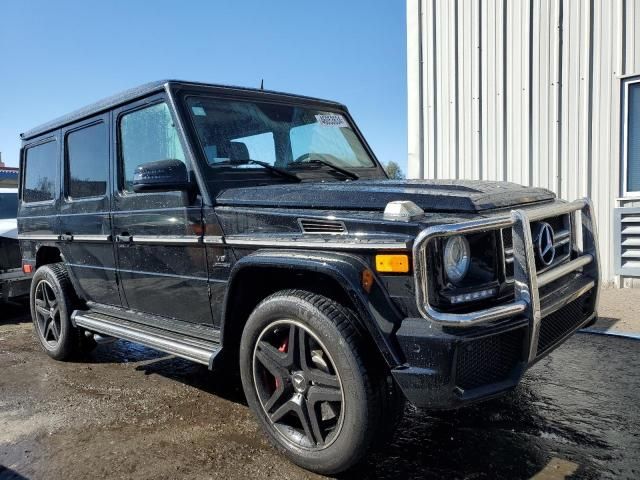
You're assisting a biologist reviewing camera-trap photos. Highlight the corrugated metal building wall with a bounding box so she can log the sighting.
[407,0,640,285]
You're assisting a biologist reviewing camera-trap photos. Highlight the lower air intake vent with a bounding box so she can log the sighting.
[299,218,347,234]
[455,327,525,391]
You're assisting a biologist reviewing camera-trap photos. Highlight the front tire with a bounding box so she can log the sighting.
[30,262,93,360]
[239,289,399,475]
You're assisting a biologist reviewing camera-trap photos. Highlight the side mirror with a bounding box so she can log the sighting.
[132,159,190,193]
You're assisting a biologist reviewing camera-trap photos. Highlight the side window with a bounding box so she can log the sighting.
[119,102,185,192]
[23,141,57,202]
[66,122,108,198]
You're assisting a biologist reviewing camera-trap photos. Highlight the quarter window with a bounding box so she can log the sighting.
[66,122,108,198]
[119,102,186,191]
[23,141,57,202]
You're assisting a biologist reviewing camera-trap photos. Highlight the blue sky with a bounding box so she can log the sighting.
[0,1,407,173]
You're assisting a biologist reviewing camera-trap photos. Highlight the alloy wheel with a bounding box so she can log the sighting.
[34,280,62,348]
[252,319,345,450]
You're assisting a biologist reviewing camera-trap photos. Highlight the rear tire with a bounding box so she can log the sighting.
[30,262,95,360]
[239,289,401,475]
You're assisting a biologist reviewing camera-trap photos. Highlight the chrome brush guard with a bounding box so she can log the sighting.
[413,198,600,361]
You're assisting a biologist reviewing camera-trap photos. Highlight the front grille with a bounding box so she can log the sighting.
[537,292,593,355]
[298,218,346,234]
[455,327,525,391]
[502,213,571,280]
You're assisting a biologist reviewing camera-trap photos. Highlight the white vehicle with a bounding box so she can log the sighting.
[1,187,29,302]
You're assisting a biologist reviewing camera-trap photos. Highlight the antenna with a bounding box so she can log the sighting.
[260,79,264,90]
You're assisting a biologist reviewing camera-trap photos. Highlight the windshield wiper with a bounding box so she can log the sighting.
[292,159,359,180]
[224,159,301,182]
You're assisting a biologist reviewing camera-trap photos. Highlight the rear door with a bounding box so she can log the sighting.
[58,115,121,306]
[111,95,212,324]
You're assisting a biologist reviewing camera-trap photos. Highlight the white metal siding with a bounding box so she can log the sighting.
[407,0,640,284]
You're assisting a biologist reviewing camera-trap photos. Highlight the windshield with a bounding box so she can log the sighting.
[0,193,18,219]
[185,96,376,177]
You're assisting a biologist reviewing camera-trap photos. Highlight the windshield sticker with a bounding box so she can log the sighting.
[192,106,207,116]
[315,114,349,128]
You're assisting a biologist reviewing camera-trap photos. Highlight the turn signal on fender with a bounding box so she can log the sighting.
[375,254,410,273]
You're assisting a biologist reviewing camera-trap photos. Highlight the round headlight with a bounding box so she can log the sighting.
[444,235,470,284]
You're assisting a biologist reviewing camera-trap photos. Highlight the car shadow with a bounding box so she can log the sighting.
[587,315,621,331]
[0,465,31,480]
[77,341,247,405]
[0,299,31,325]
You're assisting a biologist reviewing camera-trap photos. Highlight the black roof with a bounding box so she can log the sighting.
[21,80,344,140]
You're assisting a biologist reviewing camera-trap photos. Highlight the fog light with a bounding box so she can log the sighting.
[450,288,497,304]
[375,254,410,273]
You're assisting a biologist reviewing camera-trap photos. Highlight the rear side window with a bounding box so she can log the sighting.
[119,102,185,191]
[66,122,108,198]
[23,141,57,202]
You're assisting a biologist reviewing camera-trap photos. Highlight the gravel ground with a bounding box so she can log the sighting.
[1,294,639,480]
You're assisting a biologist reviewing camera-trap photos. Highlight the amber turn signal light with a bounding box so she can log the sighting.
[22,263,33,274]
[375,254,410,273]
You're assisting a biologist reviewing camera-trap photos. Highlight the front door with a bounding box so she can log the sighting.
[111,96,211,324]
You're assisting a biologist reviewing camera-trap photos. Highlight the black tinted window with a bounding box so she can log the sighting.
[66,123,108,198]
[23,141,57,202]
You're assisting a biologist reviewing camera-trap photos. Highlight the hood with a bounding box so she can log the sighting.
[0,218,18,239]
[216,179,556,213]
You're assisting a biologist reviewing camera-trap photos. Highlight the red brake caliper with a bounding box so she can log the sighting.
[275,338,288,390]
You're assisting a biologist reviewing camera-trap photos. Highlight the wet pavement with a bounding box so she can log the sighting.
[1,300,639,480]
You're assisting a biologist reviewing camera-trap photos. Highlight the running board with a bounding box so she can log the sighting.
[72,311,220,368]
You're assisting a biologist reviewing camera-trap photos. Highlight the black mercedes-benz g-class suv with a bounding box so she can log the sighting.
[17,80,600,474]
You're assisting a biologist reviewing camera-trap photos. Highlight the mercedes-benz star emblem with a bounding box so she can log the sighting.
[535,222,556,266]
[292,372,307,393]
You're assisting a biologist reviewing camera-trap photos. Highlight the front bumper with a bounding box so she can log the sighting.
[391,198,600,408]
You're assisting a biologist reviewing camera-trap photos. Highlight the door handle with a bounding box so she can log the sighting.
[116,234,133,243]
[59,233,74,242]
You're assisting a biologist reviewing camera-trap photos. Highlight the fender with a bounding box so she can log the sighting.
[221,249,406,368]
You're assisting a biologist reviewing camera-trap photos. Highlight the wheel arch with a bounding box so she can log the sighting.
[221,249,404,368]
[35,245,63,268]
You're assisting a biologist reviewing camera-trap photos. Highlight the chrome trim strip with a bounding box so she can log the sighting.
[537,254,593,288]
[72,235,112,242]
[224,236,411,250]
[132,235,202,245]
[17,234,59,241]
[203,235,225,244]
